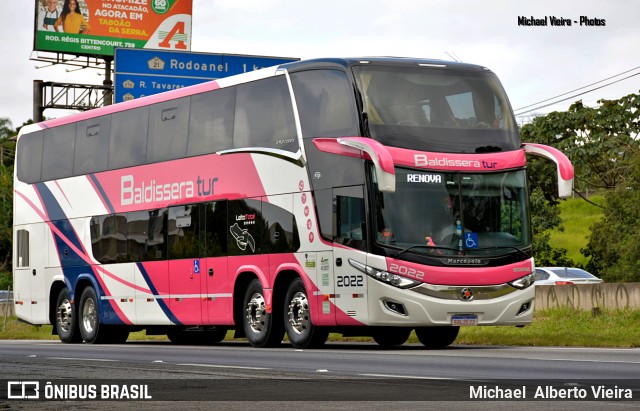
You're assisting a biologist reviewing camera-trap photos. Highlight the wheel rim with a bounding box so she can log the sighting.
[56,298,73,333]
[82,297,97,334]
[245,292,266,334]
[287,291,310,335]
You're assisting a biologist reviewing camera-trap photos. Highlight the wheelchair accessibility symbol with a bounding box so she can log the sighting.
[465,233,478,249]
[194,260,201,274]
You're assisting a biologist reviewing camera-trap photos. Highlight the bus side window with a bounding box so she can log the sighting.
[74,115,111,175]
[109,106,149,170]
[147,98,190,163]
[188,87,235,156]
[16,131,44,184]
[334,186,367,251]
[16,229,29,268]
[233,76,298,152]
[42,124,76,181]
[290,69,360,139]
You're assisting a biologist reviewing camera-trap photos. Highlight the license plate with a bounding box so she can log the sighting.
[451,314,478,326]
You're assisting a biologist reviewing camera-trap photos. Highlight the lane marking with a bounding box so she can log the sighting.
[47,357,119,362]
[359,373,457,380]
[177,363,270,370]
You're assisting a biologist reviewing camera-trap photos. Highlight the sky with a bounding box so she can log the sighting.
[1,0,639,129]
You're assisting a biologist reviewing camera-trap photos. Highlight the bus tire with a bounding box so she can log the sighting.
[372,327,411,347]
[78,286,103,344]
[284,278,328,349]
[243,279,283,348]
[55,287,82,343]
[415,326,459,349]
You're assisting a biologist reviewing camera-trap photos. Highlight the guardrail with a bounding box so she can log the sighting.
[535,283,640,310]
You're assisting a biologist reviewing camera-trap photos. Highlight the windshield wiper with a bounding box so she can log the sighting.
[395,245,458,258]
[473,246,530,259]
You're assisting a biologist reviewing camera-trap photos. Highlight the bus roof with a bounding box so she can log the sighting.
[36,57,489,131]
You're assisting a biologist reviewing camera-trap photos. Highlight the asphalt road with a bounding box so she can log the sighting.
[0,340,638,410]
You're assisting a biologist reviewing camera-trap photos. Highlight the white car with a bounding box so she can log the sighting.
[534,267,603,285]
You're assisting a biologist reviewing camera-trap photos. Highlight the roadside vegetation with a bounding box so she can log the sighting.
[1,307,638,348]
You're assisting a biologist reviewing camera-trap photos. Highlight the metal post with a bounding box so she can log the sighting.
[103,57,113,106]
[33,80,44,123]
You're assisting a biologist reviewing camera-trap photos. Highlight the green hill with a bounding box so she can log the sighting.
[547,195,604,266]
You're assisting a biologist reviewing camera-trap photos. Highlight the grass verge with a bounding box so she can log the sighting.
[1,307,638,348]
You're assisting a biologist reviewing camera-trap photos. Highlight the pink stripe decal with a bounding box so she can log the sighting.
[94,152,266,213]
[387,146,527,172]
[313,138,527,172]
[15,190,135,324]
[385,257,534,286]
[53,181,72,208]
[86,175,112,213]
[14,190,151,296]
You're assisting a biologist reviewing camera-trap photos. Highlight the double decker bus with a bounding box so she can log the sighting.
[13,57,573,348]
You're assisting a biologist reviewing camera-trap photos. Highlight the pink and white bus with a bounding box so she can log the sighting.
[13,57,573,348]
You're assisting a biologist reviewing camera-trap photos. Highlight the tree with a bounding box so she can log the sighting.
[521,93,640,194]
[521,92,640,281]
[583,148,640,282]
[0,117,16,273]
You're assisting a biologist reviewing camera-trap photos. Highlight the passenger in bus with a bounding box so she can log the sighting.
[41,0,61,31]
[54,0,90,34]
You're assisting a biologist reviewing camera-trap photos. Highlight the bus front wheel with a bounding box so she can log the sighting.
[372,327,411,347]
[55,287,82,343]
[243,279,283,348]
[415,326,459,348]
[284,278,328,349]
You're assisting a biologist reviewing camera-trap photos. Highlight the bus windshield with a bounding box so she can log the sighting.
[372,167,531,257]
[354,65,520,153]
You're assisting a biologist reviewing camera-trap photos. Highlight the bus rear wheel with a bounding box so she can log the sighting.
[284,278,328,349]
[55,287,81,343]
[372,327,411,347]
[79,287,101,343]
[415,326,459,349]
[243,279,283,348]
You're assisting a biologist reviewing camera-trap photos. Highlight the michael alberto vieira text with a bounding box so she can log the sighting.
[470,385,633,399]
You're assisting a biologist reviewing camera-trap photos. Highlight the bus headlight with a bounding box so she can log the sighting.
[509,272,535,289]
[348,259,420,289]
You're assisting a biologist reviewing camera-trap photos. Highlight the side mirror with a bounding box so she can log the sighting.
[338,137,396,193]
[523,143,574,198]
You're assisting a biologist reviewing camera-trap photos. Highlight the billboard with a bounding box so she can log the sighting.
[114,49,299,103]
[34,0,192,57]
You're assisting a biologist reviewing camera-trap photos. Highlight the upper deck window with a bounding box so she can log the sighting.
[353,66,520,153]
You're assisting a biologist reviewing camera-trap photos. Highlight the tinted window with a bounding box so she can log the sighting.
[17,131,44,183]
[16,229,29,267]
[168,204,202,259]
[261,196,300,253]
[234,76,298,152]
[204,201,227,257]
[127,209,167,261]
[228,199,262,256]
[290,69,360,138]
[74,115,111,175]
[42,124,76,181]
[109,107,149,170]
[188,87,235,156]
[147,97,190,163]
[90,214,128,263]
[335,186,366,250]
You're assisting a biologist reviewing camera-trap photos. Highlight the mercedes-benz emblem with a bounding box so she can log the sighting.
[460,288,474,301]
